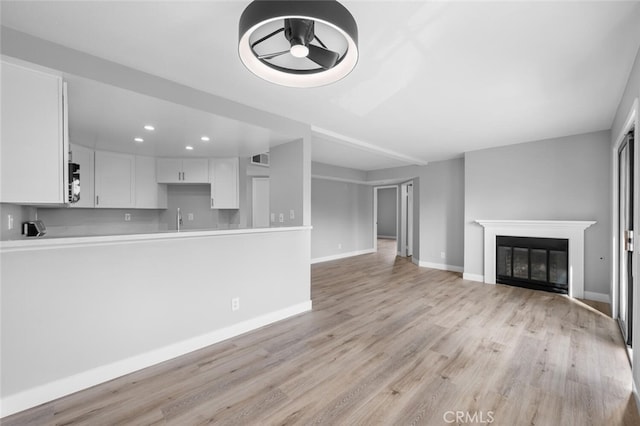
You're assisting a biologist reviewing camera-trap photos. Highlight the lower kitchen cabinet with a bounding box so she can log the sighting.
[94,151,135,208]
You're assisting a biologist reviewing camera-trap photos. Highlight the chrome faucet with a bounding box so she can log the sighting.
[176,208,183,231]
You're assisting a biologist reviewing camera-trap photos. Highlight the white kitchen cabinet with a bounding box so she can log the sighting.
[136,155,167,209]
[156,158,208,183]
[68,144,95,208]
[1,59,68,204]
[209,158,239,209]
[94,151,135,208]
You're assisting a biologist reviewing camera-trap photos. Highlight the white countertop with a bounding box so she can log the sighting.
[0,226,312,252]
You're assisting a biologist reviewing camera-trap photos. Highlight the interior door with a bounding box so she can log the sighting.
[618,131,634,347]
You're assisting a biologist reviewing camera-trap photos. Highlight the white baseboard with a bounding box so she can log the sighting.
[463,272,485,282]
[0,301,312,418]
[418,261,463,273]
[311,248,375,264]
[583,291,610,304]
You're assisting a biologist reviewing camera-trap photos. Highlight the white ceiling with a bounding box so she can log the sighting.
[66,75,293,158]
[2,1,640,170]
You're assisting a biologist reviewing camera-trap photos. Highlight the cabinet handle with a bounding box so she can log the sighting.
[178,171,181,181]
[96,195,99,205]
[182,172,185,181]
[211,197,214,207]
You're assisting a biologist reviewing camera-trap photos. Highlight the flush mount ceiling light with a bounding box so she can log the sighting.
[239,0,358,88]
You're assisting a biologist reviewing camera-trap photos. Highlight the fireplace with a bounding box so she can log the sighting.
[474,220,596,299]
[496,236,569,294]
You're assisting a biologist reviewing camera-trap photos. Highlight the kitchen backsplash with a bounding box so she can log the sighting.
[0,185,241,240]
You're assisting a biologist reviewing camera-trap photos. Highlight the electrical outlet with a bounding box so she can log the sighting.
[440,251,446,259]
[279,213,284,223]
[338,243,342,249]
[289,209,295,219]
[271,213,275,222]
[124,213,131,221]
[231,297,240,311]
[7,214,14,230]
[188,213,194,221]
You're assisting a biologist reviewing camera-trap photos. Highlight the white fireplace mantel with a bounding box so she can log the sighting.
[476,220,596,299]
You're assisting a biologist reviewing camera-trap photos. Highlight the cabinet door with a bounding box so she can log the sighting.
[136,155,167,209]
[210,158,239,209]
[95,151,135,208]
[182,159,209,183]
[69,144,95,208]
[1,60,67,204]
[156,158,182,183]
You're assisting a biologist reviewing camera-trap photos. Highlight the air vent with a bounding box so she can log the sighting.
[251,152,270,167]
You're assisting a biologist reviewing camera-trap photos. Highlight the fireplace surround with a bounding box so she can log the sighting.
[476,220,596,298]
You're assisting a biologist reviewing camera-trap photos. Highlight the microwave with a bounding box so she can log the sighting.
[68,162,80,203]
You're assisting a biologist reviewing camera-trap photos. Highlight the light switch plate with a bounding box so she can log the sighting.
[188,213,194,221]
[124,213,131,221]
[290,209,295,219]
[279,213,284,223]
[271,213,275,222]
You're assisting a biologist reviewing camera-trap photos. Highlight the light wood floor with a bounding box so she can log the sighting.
[4,239,639,425]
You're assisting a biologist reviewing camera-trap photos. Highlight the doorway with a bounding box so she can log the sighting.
[618,130,635,347]
[373,185,399,253]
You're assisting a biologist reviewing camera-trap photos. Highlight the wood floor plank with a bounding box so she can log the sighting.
[2,239,638,425]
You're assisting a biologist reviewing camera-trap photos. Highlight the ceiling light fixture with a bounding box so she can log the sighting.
[144,125,155,131]
[238,0,358,88]
[185,145,194,151]
[201,136,211,142]
[134,137,144,143]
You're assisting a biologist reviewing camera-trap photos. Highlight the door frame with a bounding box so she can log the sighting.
[373,185,399,252]
[612,98,638,352]
[400,180,414,257]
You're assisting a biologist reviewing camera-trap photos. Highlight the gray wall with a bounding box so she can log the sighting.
[464,130,611,294]
[377,187,397,238]
[270,139,307,227]
[161,184,239,231]
[311,178,374,260]
[419,158,465,268]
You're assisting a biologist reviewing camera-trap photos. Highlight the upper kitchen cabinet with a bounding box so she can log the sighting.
[209,158,239,209]
[94,151,135,208]
[69,144,95,208]
[1,59,68,204]
[156,158,208,183]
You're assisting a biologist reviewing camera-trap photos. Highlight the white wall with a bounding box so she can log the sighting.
[0,228,311,415]
[464,130,612,295]
[377,187,397,238]
[311,177,374,261]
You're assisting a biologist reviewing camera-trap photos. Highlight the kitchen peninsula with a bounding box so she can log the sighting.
[0,226,311,414]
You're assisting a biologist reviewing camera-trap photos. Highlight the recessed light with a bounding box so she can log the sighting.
[144,125,155,131]
[185,145,194,150]
[134,137,144,143]
[201,136,210,142]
